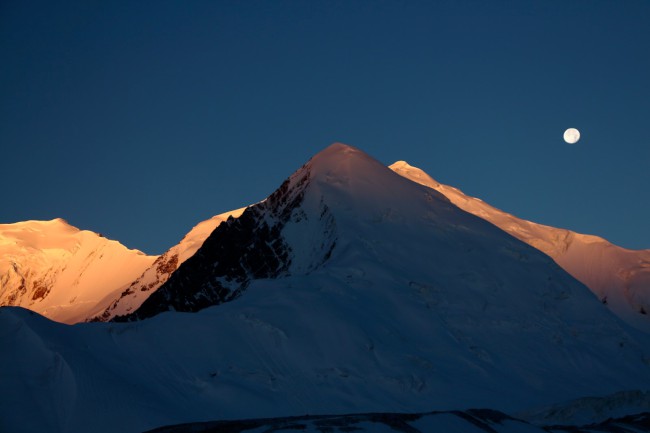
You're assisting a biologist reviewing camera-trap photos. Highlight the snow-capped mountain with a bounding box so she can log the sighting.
[390,161,650,333]
[6,151,647,332]
[0,219,156,324]
[2,144,646,433]
[92,207,245,321]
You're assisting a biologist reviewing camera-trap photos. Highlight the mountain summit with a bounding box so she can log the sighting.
[120,143,445,319]
[127,143,627,326]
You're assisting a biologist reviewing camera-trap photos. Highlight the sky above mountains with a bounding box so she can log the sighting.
[1,0,649,254]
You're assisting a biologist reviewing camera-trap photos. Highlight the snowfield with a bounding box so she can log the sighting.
[1,144,649,433]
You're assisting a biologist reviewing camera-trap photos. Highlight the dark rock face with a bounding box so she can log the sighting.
[30,278,50,300]
[2,264,27,305]
[115,166,316,321]
[155,253,179,276]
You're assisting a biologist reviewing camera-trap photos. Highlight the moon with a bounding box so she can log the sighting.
[563,128,580,144]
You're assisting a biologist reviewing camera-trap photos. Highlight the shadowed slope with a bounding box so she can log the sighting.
[391,160,650,332]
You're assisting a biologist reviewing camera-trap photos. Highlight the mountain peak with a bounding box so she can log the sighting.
[389,160,440,188]
[308,143,379,173]
[304,144,414,199]
[0,218,80,240]
[389,160,412,169]
[322,142,358,153]
[119,144,449,320]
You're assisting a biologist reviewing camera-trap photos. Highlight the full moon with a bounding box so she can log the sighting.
[563,128,580,144]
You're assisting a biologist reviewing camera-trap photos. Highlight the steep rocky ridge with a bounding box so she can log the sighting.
[118,163,336,320]
[93,208,245,321]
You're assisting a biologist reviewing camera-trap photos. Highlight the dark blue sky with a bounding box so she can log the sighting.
[2,1,649,254]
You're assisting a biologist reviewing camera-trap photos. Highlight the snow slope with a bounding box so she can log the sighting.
[517,389,650,426]
[0,219,155,324]
[2,144,648,433]
[92,207,245,321]
[148,409,650,433]
[390,161,650,332]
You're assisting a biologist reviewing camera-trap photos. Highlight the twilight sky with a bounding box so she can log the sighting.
[1,1,649,254]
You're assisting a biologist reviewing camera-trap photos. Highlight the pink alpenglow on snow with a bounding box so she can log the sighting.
[0,218,156,324]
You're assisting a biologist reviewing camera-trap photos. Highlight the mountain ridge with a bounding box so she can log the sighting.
[2,145,648,333]
[1,143,649,433]
[0,218,156,324]
[92,207,246,321]
[390,160,650,332]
